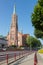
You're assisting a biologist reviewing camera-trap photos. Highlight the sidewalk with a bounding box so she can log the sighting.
[37,53,43,65]
[10,53,34,65]
[10,53,43,65]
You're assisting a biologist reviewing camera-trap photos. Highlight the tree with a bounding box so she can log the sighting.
[26,36,41,49]
[31,0,43,39]
[26,36,32,46]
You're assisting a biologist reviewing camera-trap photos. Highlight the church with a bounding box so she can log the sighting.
[7,5,29,47]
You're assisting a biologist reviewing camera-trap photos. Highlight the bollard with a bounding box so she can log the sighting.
[34,52,38,65]
[14,53,16,61]
[6,54,8,65]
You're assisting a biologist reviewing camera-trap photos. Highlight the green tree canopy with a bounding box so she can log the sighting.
[26,36,41,48]
[31,0,43,39]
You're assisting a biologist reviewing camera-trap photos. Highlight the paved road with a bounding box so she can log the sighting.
[37,53,43,65]
[10,53,34,65]
[0,51,34,65]
[0,51,33,62]
[10,52,43,65]
[0,51,23,62]
[0,51,21,55]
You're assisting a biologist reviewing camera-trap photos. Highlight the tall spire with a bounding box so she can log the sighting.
[20,27,23,34]
[13,5,16,14]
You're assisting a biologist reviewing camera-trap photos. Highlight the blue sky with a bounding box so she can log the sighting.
[0,0,37,36]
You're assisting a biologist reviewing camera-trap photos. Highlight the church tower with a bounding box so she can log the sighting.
[10,5,18,46]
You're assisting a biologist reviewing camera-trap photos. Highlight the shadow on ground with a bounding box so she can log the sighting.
[13,56,27,65]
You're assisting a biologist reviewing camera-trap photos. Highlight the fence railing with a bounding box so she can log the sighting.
[0,51,34,65]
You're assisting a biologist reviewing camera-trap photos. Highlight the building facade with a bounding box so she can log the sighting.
[22,34,29,46]
[18,32,23,46]
[0,37,8,48]
[7,6,18,46]
[7,5,29,47]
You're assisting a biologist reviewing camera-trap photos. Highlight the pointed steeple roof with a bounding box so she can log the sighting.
[13,5,16,14]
